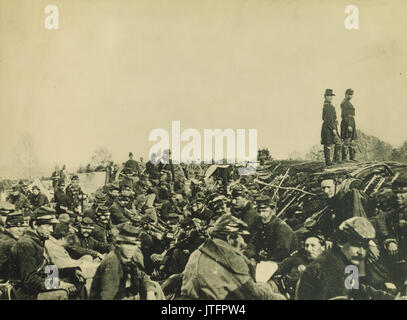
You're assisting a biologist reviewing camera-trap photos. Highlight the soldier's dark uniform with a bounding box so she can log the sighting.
[123,153,140,175]
[320,89,341,165]
[65,177,85,212]
[247,215,298,263]
[374,178,407,287]
[6,192,31,211]
[110,197,133,225]
[91,207,117,245]
[67,234,111,260]
[11,207,78,300]
[51,169,61,191]
[315,188,373,240]
[19,182,32,200]
[0,212,28,283]
[297,217,394,300]
[29,191,49,210]
[340,88,357,161]
[0,232,17,281]
[53,184,70,214]
[230,186,261,240]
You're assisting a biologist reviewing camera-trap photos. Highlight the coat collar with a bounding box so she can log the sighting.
[24,228,46,245]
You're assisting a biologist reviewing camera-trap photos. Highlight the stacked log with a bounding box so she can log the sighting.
[254,160,407,230]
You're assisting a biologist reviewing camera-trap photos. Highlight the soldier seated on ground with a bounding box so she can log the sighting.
[19,181,32,200]
[29,185,49,210]
[181,214,285,300]
[66,175,86,213]
[83,193,108,221]
[270,232,326,299]
[206,193,230,225]
[296,217,399,300]
[53,180,70,214]
[6,184,31,212]
[374,175,407,289]
[0,212,28,282]
[90,223,164,300]
[91,206,117,245]
[246,195,298,263]
[0,202,16,231]
[160,191,185,223]
[110,194,134,225]
[11,206,85,300]
[66,217,111,260]
[230,184,260,238]
[305,174,376,240]
[105,182,120,207]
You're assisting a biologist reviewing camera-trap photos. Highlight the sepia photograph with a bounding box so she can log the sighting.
[0,0,407,303]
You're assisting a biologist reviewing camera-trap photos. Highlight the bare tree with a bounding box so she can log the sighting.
[9,133,40,179]
[90,147,112,169]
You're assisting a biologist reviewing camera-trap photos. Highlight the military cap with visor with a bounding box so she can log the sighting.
[94,193,108,204]
[255,195,277,209]
[5,212,28,227]
[96,205,110,215]
[32,205,59,224]
[336,217,375,247]
[115,223,142,245]
[231,184,247,198]
[81,217,95,229]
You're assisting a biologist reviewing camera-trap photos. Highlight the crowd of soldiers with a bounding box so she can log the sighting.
[1,150,407,300]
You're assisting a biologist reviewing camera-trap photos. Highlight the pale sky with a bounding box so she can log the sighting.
[1,0,406,174]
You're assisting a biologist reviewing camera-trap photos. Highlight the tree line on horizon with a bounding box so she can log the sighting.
[300,129,407,163]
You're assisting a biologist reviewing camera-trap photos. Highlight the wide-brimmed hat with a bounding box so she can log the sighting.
[324,89,336,96]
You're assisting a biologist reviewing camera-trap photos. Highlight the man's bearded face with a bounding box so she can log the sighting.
[321,179,336,199]
[340,241,367,266]
[304,237,325,261]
